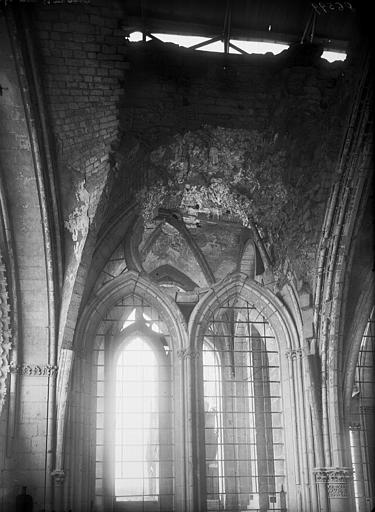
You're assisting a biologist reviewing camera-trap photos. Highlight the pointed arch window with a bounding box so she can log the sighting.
[94,299,174,511]
[201,296,286,511]
[92,285,291,511]
[114,337,160,502]
[203,339,225,508]
[350,307,375,511]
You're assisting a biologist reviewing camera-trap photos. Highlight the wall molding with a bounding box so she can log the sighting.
[0,255,12,411]
[177,348,200,360]
[313,467,352,498]
[10,363,58,377]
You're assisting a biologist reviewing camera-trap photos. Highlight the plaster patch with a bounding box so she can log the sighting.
[64,181,91,259]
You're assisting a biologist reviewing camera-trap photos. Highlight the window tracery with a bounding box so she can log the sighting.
[93,295,174,510]
[350,307,375,511]
[201,297,286,512]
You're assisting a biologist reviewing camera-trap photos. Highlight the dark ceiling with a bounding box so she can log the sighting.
[123,0,367,50]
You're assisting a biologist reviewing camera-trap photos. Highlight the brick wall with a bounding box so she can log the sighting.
[29,1,358,303]
[30,0,129,352]
[31,0,127,238]
[108,41,356,288]
[0,3,362,508]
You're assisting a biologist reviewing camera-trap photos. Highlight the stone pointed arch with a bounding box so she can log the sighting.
[77,270,188,353]
[188,272,299,354]
[187,272,309,512]
[54,270,190,509]
[311,54,373,482]
[149,264,198,291]
[238,238,266,279]
[342,271,375,420]
[238,238,256,278]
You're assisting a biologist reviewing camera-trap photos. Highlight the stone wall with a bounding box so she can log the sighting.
[108,41,356,288]
[27,0,359,305]
[0,13,52,509]
[0,1,366,508]
[32,0,126,225]
[27,1,359,292]
[29,0,129,350]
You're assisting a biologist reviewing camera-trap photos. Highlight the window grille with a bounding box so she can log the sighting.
[351,307,375,511]
[94,295,174,511]
[202,296,286,512]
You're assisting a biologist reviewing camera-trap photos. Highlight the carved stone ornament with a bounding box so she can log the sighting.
[349,423,361,431]
[285,348,303,360]
[177,348,200,360]
[314,467,352,498]
[313,469,328,484]
[11,363,58,377]
[0,255,12,413]
[360,405,375,414]
[51,469,65,486]
[327,468,351,499]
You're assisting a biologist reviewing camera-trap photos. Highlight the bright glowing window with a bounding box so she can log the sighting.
[203,340,225,507]
[321,50,347,62]
[115,338,160,501]
[127,31,347,63]
[229,39,288,55]
[196,40,226,53]
[122,308,162,334]
[127,31,289,55]
[152,33,209,48]
[128,31,151,42]
[94,296,174,510]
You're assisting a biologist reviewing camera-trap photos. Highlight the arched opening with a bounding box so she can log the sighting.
[86,274,298,512]
[114,337,161,504]
[202,339,225,509]
[93,296,175,512]
[200,295,287,512]
[349,307,375,512]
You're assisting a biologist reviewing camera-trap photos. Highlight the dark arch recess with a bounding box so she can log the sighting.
[150,264,198,291]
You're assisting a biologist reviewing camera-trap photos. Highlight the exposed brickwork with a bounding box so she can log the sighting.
[0,3,370,510]
[32,1,127,223]
[1,2,130,507]
[107,42,356,288]
[29,1,129,351]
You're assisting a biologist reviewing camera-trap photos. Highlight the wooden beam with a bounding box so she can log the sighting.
[121,16,349,50]
[188,35,222,50]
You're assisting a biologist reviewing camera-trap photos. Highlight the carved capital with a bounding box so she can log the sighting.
[314,467,352,498]
[11,363,58,377]
[51,469,65,486]
[285,348,303,360]
[349,423,361,431]
[313,468,329,483]
[177,348,200,360]
[360,405,375,414]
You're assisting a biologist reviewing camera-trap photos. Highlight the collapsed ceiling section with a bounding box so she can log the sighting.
[94,208,263,304]
[122,0,361,51]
